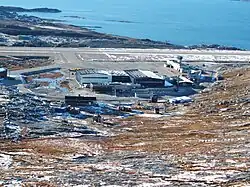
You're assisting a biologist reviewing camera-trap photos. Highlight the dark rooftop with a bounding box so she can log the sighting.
[124,69,163,79]
[124,69,148,79]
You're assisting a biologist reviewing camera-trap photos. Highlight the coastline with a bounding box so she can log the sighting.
[0,6,244,50]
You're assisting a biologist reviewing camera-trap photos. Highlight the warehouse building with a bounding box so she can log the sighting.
[65,95,96,106]
[76,69,112,85]
[110,71,131,83]
[124,69,165,88]
[76,69,132,85]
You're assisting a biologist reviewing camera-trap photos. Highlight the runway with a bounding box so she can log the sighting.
[1,47,250,74]
[1,47,250,55]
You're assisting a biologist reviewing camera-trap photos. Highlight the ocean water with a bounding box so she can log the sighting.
[1,0,250,49]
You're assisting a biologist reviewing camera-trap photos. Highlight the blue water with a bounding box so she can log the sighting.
[1,0,250,49]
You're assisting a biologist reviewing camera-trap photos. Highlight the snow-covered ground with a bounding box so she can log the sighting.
[0,154,12,170]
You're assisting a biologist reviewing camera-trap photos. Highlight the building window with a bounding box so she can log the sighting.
[82,77,109,79]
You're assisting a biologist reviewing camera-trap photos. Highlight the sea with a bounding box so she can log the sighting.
[1,0,250,49]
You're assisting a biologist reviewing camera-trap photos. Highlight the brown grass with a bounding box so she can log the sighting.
[60,80,72,91]
[39,72,63,79]
[106,68,250,155]
[22,182,57,187]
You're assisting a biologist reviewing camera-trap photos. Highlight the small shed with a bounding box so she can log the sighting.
[65,95,96,106]
[169,96,193,104]
[0,68,7,79]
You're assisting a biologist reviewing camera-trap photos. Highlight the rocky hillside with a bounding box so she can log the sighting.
[0,67,249,186]
[106,67,250,185]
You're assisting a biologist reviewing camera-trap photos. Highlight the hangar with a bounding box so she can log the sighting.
[110,71,131,83]
[76,69,132,85]
[124,69,165,88]
[76,69,112,85]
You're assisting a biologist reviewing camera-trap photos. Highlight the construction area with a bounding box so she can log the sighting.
[0,55,53,70]
[0,47,250,186]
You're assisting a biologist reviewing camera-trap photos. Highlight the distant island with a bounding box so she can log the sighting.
[63,16,85,19]
[0,6,61,13]
[106,19,138,24]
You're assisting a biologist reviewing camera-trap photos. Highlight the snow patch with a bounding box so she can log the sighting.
[0,154,12,170]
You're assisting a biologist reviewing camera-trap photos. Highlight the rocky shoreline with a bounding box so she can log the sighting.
[0,6,243,50]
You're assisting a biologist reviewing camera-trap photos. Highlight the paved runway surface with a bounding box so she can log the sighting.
[1,47,250,55]
[1,47,250,75]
